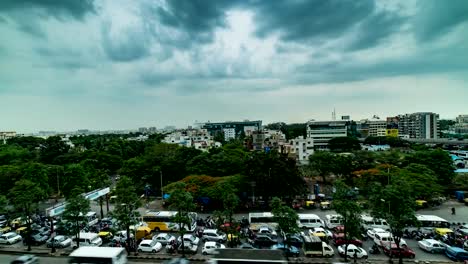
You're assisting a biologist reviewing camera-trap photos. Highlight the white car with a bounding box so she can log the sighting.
[258,226,278,238]
[202,229,227,242]
[367,228,388,239]
[177,234,200,245]
[0,232,22,244]
[138,239,162,253]
[373,232,406,248]
[418,239,446,253]
[202,241,226,255]
[153,233,175,245]
[309,227,333,240]
[338,244,368,259]
[114,231,134,243]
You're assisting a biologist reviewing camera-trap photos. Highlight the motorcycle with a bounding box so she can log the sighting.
[369,244,380,254]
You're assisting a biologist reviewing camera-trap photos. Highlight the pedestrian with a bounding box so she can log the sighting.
[452,207,456,215]
[353,250,358,263]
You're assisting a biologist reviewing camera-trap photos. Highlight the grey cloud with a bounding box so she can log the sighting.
[154,0,238,45]
[347,11,407,51]
[0,0,96,20]
[101,21,150,62]
[34,47,95,69]
[414,0,468,41]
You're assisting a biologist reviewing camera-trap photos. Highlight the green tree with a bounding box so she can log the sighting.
[0,195,7,213]
[270,197,299,259]
[40,136,70,164]
[308,151,337,183]
[328,137,361,153]
[62,188,91,249]
[112,176,141,254]
[221,187,240,247]
[368,176,417,264]
[167,182,195,257]
[404,149,455,185]
[332,181,362,262]
[9,180,45,251]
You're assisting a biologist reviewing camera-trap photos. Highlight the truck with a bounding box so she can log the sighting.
[302,234,334,258]
[208,248,287,264]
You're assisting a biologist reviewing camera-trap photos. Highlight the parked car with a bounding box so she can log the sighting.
[113,231,133,243]
[374,232,407,248]
[271,243,300,257]
[9,255,39,264]
[177,234,200,245]
[445,246,468,262]
[418,239,446,253]
[24,233,49,246]
[202,229,227,243]
[238,243,256,249]
[253,234,278,248]
[308,227,333,240]
[0,215,8,227]
[178,241,198,254]
[333,234,363,247]
[367,228,388,239]
[0,232,22,245]
[258,226,278,238]
[202,241,225,255]
[46,235,72,248]
[337,244,368,259]
[138,239,162,253]
[153,233,175,245]
[285,234,303,248]
[382,244,415,258]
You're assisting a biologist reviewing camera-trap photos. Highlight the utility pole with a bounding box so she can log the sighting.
[160,171,163,199]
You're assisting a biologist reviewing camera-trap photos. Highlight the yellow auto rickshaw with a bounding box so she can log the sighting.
[16,226,28,236]
[98,231,114,242]
[305,200,316,209]
[135,226,152,240]
[434,228,453,237]
[0,226,11,235]
[415,200,428,208]
[320,201,331,210]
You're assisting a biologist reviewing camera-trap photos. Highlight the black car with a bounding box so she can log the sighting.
[285,234,303,248]
[24,233,49,246]
[253,235,277,248]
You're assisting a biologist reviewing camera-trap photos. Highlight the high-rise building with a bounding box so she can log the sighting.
[306,120,348,150]
[202,120,262,139]
[367,116,387,137]
[397,112,439,139]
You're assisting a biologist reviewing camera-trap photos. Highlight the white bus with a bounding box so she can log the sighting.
[85,212,99,227]
[360,215,390,231]
[69,246,127,264]
[404,214,451,233]
[297,214,324,229]
[142,211,197,232]
[325,214,343,229]
[248,212,278,231]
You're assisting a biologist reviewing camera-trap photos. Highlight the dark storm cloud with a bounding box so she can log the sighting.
[414,0,468,41]
[155,0,239,44]
[101,21,150,62]
[0,0,96,20]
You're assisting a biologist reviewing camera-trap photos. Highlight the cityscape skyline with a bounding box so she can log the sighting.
[1,0,467,133]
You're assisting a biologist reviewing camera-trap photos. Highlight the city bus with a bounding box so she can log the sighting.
[142,211,197,232]
[69,246,127,264]
[84,212,99,227]
[248,212,278,231]
[404,214,451,233]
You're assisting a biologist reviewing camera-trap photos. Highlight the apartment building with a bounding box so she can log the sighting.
[306,120,348,150]
[284,136,314,165]
[397,112,439,139]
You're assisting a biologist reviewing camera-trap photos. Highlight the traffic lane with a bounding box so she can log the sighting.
[0,254,170,264]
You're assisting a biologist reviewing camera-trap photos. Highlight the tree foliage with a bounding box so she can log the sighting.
[404,149,455,185]
[63,188,91,248]
[9,180,45,251]
[328,137,361,153]
[332,181,362,262]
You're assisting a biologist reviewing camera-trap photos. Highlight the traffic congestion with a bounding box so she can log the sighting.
[1,200,467,263]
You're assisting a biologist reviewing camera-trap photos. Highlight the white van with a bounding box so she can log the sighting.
[298,214,324,229]
[325,215,343,229]
[361,215,389,231]
[73,233,102,248]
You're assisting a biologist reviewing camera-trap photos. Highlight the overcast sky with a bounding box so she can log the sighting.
[1,0,467,133]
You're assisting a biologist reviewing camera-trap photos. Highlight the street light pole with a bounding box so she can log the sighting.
[160,171,163,199]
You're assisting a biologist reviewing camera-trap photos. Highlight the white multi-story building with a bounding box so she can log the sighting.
[288,136,314,165]
[306,120,348,150]
[0,131,16,144]
[367,117,387,137]
[163,128,220,151]
[223,128,236,141]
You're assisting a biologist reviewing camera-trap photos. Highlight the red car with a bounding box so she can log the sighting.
[382,243,415,258]
[333,233,363,247]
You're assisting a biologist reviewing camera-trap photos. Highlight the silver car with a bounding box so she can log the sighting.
[418,239,446,253]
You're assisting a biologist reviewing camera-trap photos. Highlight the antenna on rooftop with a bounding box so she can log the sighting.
[332,108,336,121]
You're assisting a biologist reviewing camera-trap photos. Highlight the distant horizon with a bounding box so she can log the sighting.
[5,111,462,135]
[1,1,467,134]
